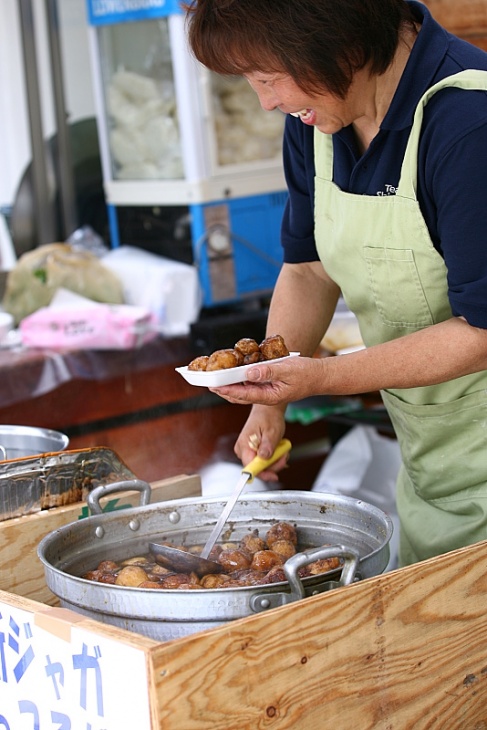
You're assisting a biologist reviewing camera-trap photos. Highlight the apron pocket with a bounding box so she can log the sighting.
[364,246,434,328]
[382,388,487,502]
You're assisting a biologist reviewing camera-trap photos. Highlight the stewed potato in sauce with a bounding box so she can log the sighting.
[82,522,342,590]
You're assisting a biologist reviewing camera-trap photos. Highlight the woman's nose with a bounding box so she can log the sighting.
[255,88,279,112]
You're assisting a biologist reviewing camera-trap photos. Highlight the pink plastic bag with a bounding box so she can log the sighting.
[20,304,158,350]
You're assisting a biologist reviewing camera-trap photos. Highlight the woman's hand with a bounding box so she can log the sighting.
[210,355,326,406]
[234,404,288,482]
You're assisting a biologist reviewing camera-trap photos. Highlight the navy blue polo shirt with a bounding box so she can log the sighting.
[281,0,487,328]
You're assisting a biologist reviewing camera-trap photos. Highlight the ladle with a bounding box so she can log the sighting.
[149,438,292,576]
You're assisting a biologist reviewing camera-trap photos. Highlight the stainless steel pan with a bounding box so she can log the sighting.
[38,480,393,641]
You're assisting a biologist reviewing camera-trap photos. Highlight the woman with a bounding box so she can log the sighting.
[185,0,487,565]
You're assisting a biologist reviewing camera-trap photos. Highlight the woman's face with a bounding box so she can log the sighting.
[244,71,357,133]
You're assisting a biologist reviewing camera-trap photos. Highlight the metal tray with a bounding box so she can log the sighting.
[0,447,136,521]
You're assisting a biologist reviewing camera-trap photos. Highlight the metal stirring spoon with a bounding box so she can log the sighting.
[149,439,292,576]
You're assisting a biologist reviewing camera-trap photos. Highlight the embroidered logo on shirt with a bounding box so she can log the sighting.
[377,184,397,196]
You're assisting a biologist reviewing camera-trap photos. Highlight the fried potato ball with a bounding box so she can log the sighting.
[270,539,296,560]
[299,557,342,577]
[145,572,164,583]
[250,549,284,572]
[115,565,149,587]
[207,545,223,561]
[206,348,243,371]
[159,573,195,588]
[266,522,298,547]
[243,351,263,365]
[96,560,119,573]
[187,355,209,371]
[261,565,288,584]
[218,547,252,572]
[234,338,260,356]
[87,560,121,583]
[82,569,105,582]
[98,573,118,584]
[229,569,269,586]
[200,573,231,589]
[150,563,175,576]
[259,334,290,360]
[120,556,150,567]
[240,532,267,554]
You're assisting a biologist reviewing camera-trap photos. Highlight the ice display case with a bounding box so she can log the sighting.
[85,0,287,306]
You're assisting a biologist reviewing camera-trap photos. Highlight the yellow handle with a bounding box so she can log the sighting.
[243,438,292,482]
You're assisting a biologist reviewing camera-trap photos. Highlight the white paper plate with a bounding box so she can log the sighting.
[336,344,366,355]
[176,352,300,387]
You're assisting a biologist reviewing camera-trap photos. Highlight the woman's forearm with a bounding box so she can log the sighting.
[320,316,487,395]
[266,261,341,356]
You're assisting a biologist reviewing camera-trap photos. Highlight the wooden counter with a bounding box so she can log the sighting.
[1,476,486,729]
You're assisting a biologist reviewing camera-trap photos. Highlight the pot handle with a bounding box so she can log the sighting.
[250,544,360,613]
[87,479,152,515]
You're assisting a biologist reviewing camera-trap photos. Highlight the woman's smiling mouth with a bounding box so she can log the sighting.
[289,109,316,124]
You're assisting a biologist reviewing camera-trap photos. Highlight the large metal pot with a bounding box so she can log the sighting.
[38,480,393,642]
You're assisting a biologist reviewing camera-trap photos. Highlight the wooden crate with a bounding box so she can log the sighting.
[0,473,202,604]
[0,476,486,728]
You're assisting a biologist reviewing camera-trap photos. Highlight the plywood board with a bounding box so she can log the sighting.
[0,473,486,728]
[146,539,487,729]
[0,474,201,604]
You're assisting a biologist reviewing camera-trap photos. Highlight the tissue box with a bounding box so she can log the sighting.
[20,303,157,350]
[102,246,201,336]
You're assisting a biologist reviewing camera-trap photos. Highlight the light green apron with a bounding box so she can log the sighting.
[314,70,487,565]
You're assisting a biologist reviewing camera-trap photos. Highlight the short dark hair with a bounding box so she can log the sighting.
[184,0,416,98]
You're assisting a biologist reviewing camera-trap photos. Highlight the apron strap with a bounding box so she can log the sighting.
[314,69,487,198]
[314,126,333,181]
[398,69,487,200]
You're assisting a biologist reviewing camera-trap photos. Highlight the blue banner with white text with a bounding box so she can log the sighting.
[86,0,182,25]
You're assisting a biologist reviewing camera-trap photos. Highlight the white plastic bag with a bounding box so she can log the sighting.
[312,425,401,571]
[102,246,201,336]
[200,462,271,498]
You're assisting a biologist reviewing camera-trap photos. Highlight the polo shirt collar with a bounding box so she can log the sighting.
[380,0,450,131]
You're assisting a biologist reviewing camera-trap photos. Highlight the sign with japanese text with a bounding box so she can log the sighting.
[86,0,182,25]
[0,600,152,729]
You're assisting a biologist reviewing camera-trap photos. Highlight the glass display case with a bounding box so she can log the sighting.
[86,0,288,306]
